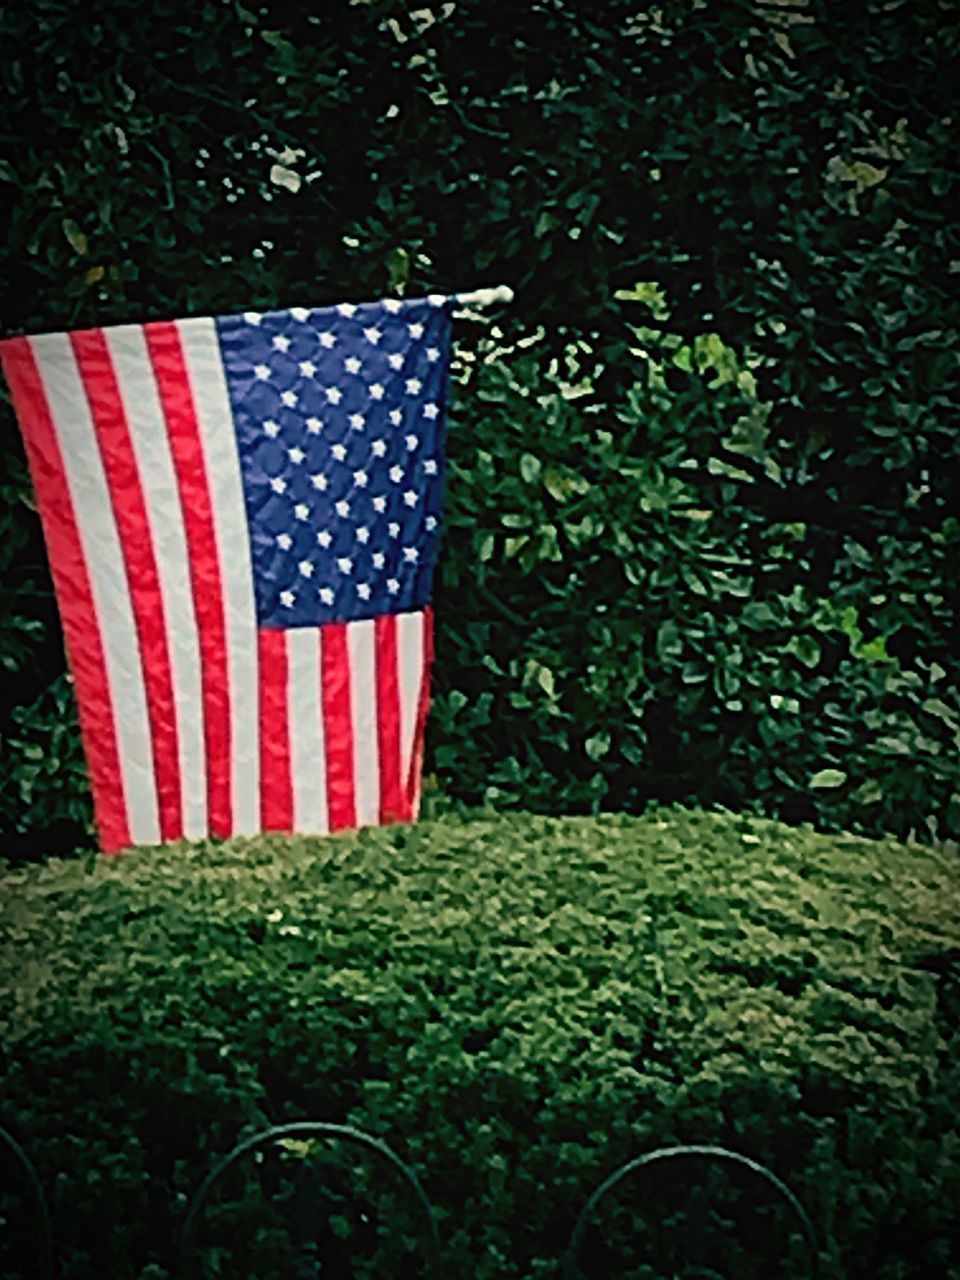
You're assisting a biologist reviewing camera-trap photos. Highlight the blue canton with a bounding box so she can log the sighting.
[217,295,452,628]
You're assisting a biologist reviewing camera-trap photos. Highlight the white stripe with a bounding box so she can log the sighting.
[287,628,328,834]
[177,318,260,836]
[30,333,161,845]
[396,610,425,792]
[346,618,380,827]
[104,326,207,839]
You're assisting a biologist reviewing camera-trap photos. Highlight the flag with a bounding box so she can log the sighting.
[0,294,455,853]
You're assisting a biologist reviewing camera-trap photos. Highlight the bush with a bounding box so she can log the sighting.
[435,299,960,840]
[2,0,958,852]
[1,809,957,1278]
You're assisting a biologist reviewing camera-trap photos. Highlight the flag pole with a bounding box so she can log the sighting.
[452,285,515,308]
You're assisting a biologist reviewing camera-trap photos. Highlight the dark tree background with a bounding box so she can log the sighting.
[1,0,958,856]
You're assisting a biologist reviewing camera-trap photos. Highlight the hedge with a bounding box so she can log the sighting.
[1,0,959,855]
[0,808,958,1277]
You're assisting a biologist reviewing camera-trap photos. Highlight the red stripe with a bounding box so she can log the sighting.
[321,622,356,831]
[405,606,434,818]
[0,338,131,852]
[375,614,404,824]
[144,322,232,837]
[71,330,183,843]
[257,629,293,830]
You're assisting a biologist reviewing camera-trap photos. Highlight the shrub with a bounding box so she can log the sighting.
[435,300,960,840]
[1,809,957,1277]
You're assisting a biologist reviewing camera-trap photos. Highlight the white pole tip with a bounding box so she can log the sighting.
[454,284,515,308]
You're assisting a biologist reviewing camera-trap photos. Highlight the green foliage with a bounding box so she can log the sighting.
[0,449,94,856]
[0,810,957,1277]
[436,301,959,840]
[1,0,958,851]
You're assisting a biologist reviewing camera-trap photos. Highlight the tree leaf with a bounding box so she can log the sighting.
[520,452,541,484]
[62,218,88,255]
[269,164,302,193]
[585,732,610,760]
[810,769,847,789]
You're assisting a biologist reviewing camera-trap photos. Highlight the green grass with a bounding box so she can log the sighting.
[0,807,957,1278]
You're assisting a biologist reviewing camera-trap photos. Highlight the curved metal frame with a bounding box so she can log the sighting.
[564,1143,819,1279]
[0,1125,54,1280]
[176,1121,440,1278]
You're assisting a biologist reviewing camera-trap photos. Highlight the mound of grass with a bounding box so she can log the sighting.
[0,808,957,1278]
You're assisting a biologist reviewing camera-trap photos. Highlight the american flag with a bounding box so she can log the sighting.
[0,294,455,853]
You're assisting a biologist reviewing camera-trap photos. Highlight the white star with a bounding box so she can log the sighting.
[369,383,384,400]
[306,417,323,434]
[335,499,350,517]
[311,473,328,491]
[388,522,400,538]
[344,356,362,374]
[317,529,332,548]
[290,306,311,321]
[356,526,370,543]
[281,389,298,407]
[403,546,419,562]
[318,332,336,348]
[426,347,440,362]
[280,589,295,608]
[331,443,347,461]
[388,352,404,370]
[371,439,387,457]
[288,446,305,464]
[270,476,287,494]
[424,459,438,475]
[389,465,404,483]
[383,298,402,313]
[403,489,418,507]
[406,378,422,394]
[373,495,387,513]
[299,360,317,378]
[405,434,419,450]
[298,560,314,578]
[428,293,445,307]
[325,387,342,404]
[337,556,353,574]
[408,322,424,338]
[295,503,310,521]
[363,327,382,344]
[357,582,372,600]
[273,335,291,353]
[254,364,271,380]
[337,302,357,316]
[244,311,262,325]
[387,577,400,593]
[349,413,366,431]
[276,532,293,550]
[389,408,403,425]
[319,586,334,605]
[372,551,385,569]
[353,469,368,487]
[425,515,438,531]
[424,403,439,419]
[264,419,281,437]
